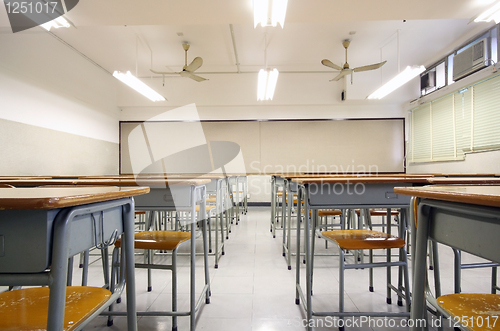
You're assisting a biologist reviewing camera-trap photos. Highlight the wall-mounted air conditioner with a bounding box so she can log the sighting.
[453,38,488,81]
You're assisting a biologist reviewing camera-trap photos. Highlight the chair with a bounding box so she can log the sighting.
[318,228,411,328]
[355,209,400,233]
[107,214,211,331]
[196,204,225,268]
[0,286,111,330]
[435,293,500,330]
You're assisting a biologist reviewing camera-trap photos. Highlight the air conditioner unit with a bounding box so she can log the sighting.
[453,38,488,81]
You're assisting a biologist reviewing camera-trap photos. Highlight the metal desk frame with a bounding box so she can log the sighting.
[294,180,416,331]
[0,197,138,331]
[105,183,210,331]
[410,198,500,331]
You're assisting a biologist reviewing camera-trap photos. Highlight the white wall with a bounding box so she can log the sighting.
[0,29,121,175]
[117,73,408,202]
[407,150,500,174]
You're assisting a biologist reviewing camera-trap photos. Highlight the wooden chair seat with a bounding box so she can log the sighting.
[287,198,304,204]
[305,209,342,216]
[206,197,217,203]
[355,209,400,216]
[277,193,296,197]
[135,210,146,215]
[0,286,111,331]
[322,230,406,250]
[318,209,342,217]
[195,205,216,212]
[437,293,500,331]
[115,231,191,251]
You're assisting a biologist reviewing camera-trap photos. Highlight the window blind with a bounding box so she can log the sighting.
[473,75,500,151]
[431,95,455,160]
[410,72,500,163]
[411,104,431,162]
[454,88,472,158]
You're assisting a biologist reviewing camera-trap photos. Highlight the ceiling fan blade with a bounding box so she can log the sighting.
[179,71,207,82]
[184,57,203,73]
[150,69,178,75]
[329,70,350,82]
[353,60,387,72]
[321,59,343,71]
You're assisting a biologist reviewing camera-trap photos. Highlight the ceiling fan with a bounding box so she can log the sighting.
[321,39,386,83]
[150,43,207,82]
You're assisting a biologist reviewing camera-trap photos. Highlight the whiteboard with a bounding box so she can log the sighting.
[120,119,404,174]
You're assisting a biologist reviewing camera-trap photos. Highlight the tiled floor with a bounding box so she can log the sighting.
[6,207,497,330]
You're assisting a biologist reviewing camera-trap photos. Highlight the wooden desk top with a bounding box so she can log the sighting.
[394,185,500,208]
[427,177,500,184]
[292,177,430,184]
[0,178,212,187]
[80,179,212,186]
[0,176,52,180]
[0,186,150,210]
[273,173,432,179]
[437,173,497,177]
[80,175,225,180]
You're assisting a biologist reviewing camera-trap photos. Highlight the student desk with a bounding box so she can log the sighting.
[83,178,211,331]
[291,176,429,331]
[394,185,500,331]
[80,175,230,267]
[0,178,211,330]
[272,174,431,269]
[0,186,149,331]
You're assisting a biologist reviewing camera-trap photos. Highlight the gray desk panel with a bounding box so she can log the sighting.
[0,209,57,273]
[428,201,500,263]
[134,186,198,209]
[0,206,124,273]
[308,182,412,207]
[68,206,123,256]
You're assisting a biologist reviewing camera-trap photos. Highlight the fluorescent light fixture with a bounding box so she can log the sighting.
[257,68,279,100]
[474,1,500,23]
[113,71,165,102]
[367,65,425,99]
[254,0,288,28]
[41,16,70,31]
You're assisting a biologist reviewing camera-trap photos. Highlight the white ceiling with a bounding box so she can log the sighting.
[0,0,497,104]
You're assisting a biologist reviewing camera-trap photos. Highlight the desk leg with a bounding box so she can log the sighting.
[47,208,72,331]
[386,208,392,304]
[286,182,293,270]
[410,197,416,272]
[271,176,276,237]
[190,188,197,331]
[410,202,430,331]
[295,188,302,305]
[282,180,288,259]
[305,198,312,331]
[236,177,240,223]
[123,199,138,331]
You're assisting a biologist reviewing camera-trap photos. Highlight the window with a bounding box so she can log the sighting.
[409,73,500,163]
[420,24,500,97]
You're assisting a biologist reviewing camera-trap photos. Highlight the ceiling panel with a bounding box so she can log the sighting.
[0,0,497,104]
